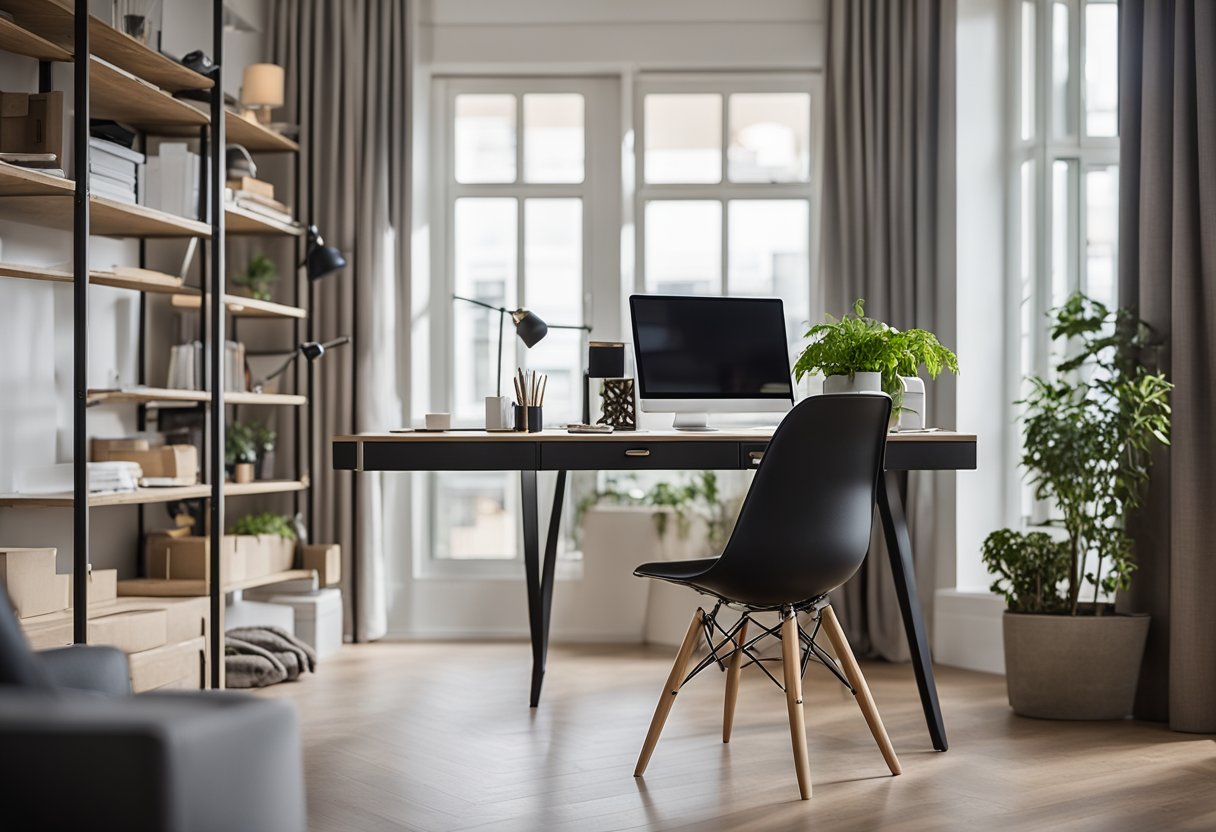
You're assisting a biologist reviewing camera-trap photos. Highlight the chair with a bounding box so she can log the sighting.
[0,587,306,831]
[632,393,900,800]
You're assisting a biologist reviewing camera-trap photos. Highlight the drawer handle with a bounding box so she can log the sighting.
[624,449,651,458]
[748,451,764,464]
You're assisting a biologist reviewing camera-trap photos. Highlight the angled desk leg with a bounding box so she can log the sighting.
[876,471,948,751]
[521,469,567,707]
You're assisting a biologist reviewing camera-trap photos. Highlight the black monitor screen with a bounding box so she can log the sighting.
[629,295,793,400]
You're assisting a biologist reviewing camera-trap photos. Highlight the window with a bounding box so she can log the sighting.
[635,76,821,363]
[430,78,612,570]
[1011,0,1119,522]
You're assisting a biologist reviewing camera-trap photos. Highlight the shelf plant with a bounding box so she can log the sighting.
[233,253,279,301]
[981,294,1172,719]
[793,299,958,409]
[230,512,297,540]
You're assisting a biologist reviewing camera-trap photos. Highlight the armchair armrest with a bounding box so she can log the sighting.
[38,645,132,695]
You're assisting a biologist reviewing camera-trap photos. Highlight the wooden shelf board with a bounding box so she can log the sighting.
[170,293,305,319]
[225,203,304,237]
[224,111,300,153]
[0,263,197,296]
[90,56,209,129]
[0,484,211,508]
[116,569,317,598]
[0,13,69,60]
[226,569,316,593]
[0,160,73,197]
[224,479,309,497]
[88,387,209,405]
[225,392,307,406]
[0,192,211,238]
[0,1,212,92]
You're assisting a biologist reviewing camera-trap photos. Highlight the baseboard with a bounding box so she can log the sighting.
[933,588,1006,675]
[380,626,643,643]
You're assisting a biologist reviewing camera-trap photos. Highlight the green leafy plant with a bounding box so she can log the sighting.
[982,294,1172,616]
[224,422,257,467]
[230,511,297,540]
[793,299,959,406]
[249,422,276,453]
[578,471,730,548]
[233,253,279,301]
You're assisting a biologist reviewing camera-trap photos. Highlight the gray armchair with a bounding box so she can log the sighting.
[0,589,306,832]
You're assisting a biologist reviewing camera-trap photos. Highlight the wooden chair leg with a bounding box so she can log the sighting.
[781,611,812,800]
[634,607,705,777]
[819,605,902,776]
[722,617,749,743]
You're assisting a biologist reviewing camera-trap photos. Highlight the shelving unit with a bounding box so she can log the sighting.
[0,0,313,688]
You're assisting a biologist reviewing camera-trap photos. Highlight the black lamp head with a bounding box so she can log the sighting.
[511,309,548,348]
[300,341,326,361]
[305,224,348,280]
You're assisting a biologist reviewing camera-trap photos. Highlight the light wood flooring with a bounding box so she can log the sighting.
[258,641,1216,832]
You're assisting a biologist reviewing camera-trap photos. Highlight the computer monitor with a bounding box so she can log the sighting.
[629,294,794,431]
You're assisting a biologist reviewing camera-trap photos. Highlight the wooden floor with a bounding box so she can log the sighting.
[258,641,1216,832]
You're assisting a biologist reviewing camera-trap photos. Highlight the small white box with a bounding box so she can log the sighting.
[898,376,926,430]
[242,588,342,659]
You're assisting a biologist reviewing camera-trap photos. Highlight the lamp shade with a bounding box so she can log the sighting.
[511,309,548,347]
[307,243,347,281]
[241,63,285,108]
[587,341,625,378]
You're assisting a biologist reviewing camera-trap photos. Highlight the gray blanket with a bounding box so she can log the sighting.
[225,626,318,689]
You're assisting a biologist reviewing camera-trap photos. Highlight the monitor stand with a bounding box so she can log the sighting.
[672,412,716,432]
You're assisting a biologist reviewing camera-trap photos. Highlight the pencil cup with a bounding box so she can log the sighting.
[514,405,542,433]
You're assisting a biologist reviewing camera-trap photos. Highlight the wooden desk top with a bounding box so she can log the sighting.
[333,428,977,444]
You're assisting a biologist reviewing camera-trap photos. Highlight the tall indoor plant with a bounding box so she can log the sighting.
[982,294,1172,719]
[793,299,958,411]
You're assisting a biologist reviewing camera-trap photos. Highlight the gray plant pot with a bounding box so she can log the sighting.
[1003,611,1150,720]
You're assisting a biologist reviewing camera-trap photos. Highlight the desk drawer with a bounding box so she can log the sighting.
[359,441,538,472]
[540,441,739,471]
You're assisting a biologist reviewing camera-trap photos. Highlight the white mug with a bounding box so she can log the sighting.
[425,412,451,431]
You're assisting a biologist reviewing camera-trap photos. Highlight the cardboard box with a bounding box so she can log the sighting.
[92,437,153,455]
[68,568,118,606]
[128,636,205,693]
[146,534,242,583]
[237,534,296,577]
[23,596,210,656]
[88,609,168,654]
[0,91,63,166]
[0,548,69,618]
[301,544,341,587]
[227,175,273,199]
[93,443,198,483]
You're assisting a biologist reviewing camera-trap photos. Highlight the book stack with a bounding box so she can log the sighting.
[88,138,144,204]
[226,186,298,229]
[14,461,141,495]
[166,340,247,392]
[146,143,201,218]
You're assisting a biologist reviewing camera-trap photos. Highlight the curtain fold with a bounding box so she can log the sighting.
[267,0,412,641]
[820,0,956,660]
[1117,0,1216,733]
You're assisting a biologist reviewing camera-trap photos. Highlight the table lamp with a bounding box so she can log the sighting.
[584,341,625,424]
[241,63,285,125]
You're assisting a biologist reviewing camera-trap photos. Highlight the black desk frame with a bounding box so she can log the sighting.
[334,434,976,752]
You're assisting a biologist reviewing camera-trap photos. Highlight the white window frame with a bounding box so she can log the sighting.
[632,72,825,321]
[421,75,618,579]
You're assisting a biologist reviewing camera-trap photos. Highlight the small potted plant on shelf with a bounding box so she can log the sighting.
[233,253,279,301]
[250,421,277,480]
[982,294,1172,720]
[230,512,298,576]
[793,299,958,419]
[225,422,258,484]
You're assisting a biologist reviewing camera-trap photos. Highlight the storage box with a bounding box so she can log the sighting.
[128,636,206,693]
[235,534,296,579]
[68,568,118,606]
[244,588,342,659]
[0,91,63,166]
[146,534,241,583]
[93,443,199,484]
[301,544,341,587]
[87,609,168,654]
[0,548,69,619]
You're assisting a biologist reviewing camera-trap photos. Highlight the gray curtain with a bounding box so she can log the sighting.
[820,0,956,659]
[1117,0,1216,733]
[266,0,413,641]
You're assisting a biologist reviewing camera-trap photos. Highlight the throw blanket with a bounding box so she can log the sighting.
[225,626,318,689]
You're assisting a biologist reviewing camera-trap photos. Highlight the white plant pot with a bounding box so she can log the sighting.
[822,371,883,395]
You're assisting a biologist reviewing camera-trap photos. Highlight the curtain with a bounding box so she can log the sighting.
[1117,0,1216,733]
[819,0,956,659]
[265,0,412,641]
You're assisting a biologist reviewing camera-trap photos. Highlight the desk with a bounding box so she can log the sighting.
[333,428,976,752]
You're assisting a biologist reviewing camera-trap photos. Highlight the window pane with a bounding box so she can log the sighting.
[1084,165,1118,308]
[728,200,809,352]
[1019,159,1036,519]
[1021,0,1037,141]
[1084,3,1118,137]
[455,94,516,183]
[727,93,810,183]
[1051,159,1077,310]
[524,198,583,425]
[453,197,516,422]
[433,472,517,560]
[643,94,722,184]
[523,94,584,183]
[644,201,721,294]
[1051,2,1074,138]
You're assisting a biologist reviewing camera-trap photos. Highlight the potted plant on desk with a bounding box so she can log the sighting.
[982,294,1172,719]
[793,299,958,421]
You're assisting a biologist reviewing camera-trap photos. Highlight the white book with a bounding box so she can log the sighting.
[88,137,145,165]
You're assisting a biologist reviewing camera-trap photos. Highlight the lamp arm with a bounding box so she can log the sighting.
[264,352,300,383]
[452,294,507,314]
[546,323,593,332]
